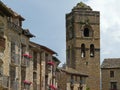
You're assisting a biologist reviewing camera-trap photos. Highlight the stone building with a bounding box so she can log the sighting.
[66,2,100,90]
[40,44,58,90]
[56,67,88,90]
[29,41,60,90]
[29,41,42,90]
[101,58,120,90]
[0,1,60,90]
[0,1,35,90]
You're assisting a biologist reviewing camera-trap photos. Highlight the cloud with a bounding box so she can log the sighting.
[86,0,120,62]
[3,0,120,64]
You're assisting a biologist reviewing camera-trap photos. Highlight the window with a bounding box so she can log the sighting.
[90,44,94,57]
[111,82,117,90]
[0,21,4,31]
[83,26,93,38]
[75,76,77,81]
[11,42,15,53]
[10,66,16,88]
[81,44,85,58]
[21,67,26,89]
[33,52,37,70]
[84,28,89,37]
[33,72,37,90]
[0,64,3,76]
[70,75,74,84]
[110,71,114,77]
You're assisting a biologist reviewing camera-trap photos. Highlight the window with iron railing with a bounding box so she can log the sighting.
[0,21,4,37]
[11,42,20,65]
[11,53,20,65]
[21,55,30,66]
[0,65,3,76]
[21,67,26,90]
[33,52,37,70]
[0,75,9,88]
[33,72,37,90]
[21,45,30,67]
[10,66,16,89]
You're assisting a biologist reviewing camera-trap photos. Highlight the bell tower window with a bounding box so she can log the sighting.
[83,26,93,37]
[84,28,89,37]
[90,44,94,57]
[81,44,85,58]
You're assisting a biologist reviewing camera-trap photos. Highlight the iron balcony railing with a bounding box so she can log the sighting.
[10,80,19,90]
[21,57,29,67]
[11,53,20,66]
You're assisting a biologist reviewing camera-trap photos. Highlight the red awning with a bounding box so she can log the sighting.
[49,85,56,90]
[23,80,32,85]
[47,61,54,66]
[23,54,32,58]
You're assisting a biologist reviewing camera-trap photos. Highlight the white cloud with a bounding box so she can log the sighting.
[86,0,120,62]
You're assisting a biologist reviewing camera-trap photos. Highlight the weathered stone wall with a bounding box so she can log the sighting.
[101,68,120,90]
[66,4,100,90]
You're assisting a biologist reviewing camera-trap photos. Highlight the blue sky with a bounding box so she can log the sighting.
[2,0,120,65]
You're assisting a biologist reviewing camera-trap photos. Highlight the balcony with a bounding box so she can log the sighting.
[21,57,29,67]
[10,80,19,90]
[7,20,22,34]
[47,61,54,66]
[0,75,9,89]
[21,54,32,67]
[0,36,5,49]
[11,53,20,66]
[33,59,37,70]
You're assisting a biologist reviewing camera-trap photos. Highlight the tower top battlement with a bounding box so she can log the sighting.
[73,2,92,11]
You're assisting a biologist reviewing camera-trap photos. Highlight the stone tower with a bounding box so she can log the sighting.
[66,2,100,90]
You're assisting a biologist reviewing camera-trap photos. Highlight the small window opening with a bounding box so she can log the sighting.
[110,71,114,77]
[90,44,94,57]
[84,28,89,37]
[81,44,85,58]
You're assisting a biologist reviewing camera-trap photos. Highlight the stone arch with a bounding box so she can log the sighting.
[81,43,85,58]
[81,25,93,37]
[90,44,95,57]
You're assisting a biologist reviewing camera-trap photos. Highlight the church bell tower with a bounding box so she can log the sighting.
[66,2,100,90]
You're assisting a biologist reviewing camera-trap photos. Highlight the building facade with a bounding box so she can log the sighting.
[101,58,120,90]
[30,41,60,90]
[56,67,88,90]
[0,1,35,90]
[0,1,60,90]
[66,2,100,90]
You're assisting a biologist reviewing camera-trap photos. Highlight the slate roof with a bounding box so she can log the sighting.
[101,58,120,69]
[0,1,24,20]
[61,68,88,77]
[29,41,57,54]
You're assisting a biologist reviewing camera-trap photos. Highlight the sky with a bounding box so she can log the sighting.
[2,0,120,65]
